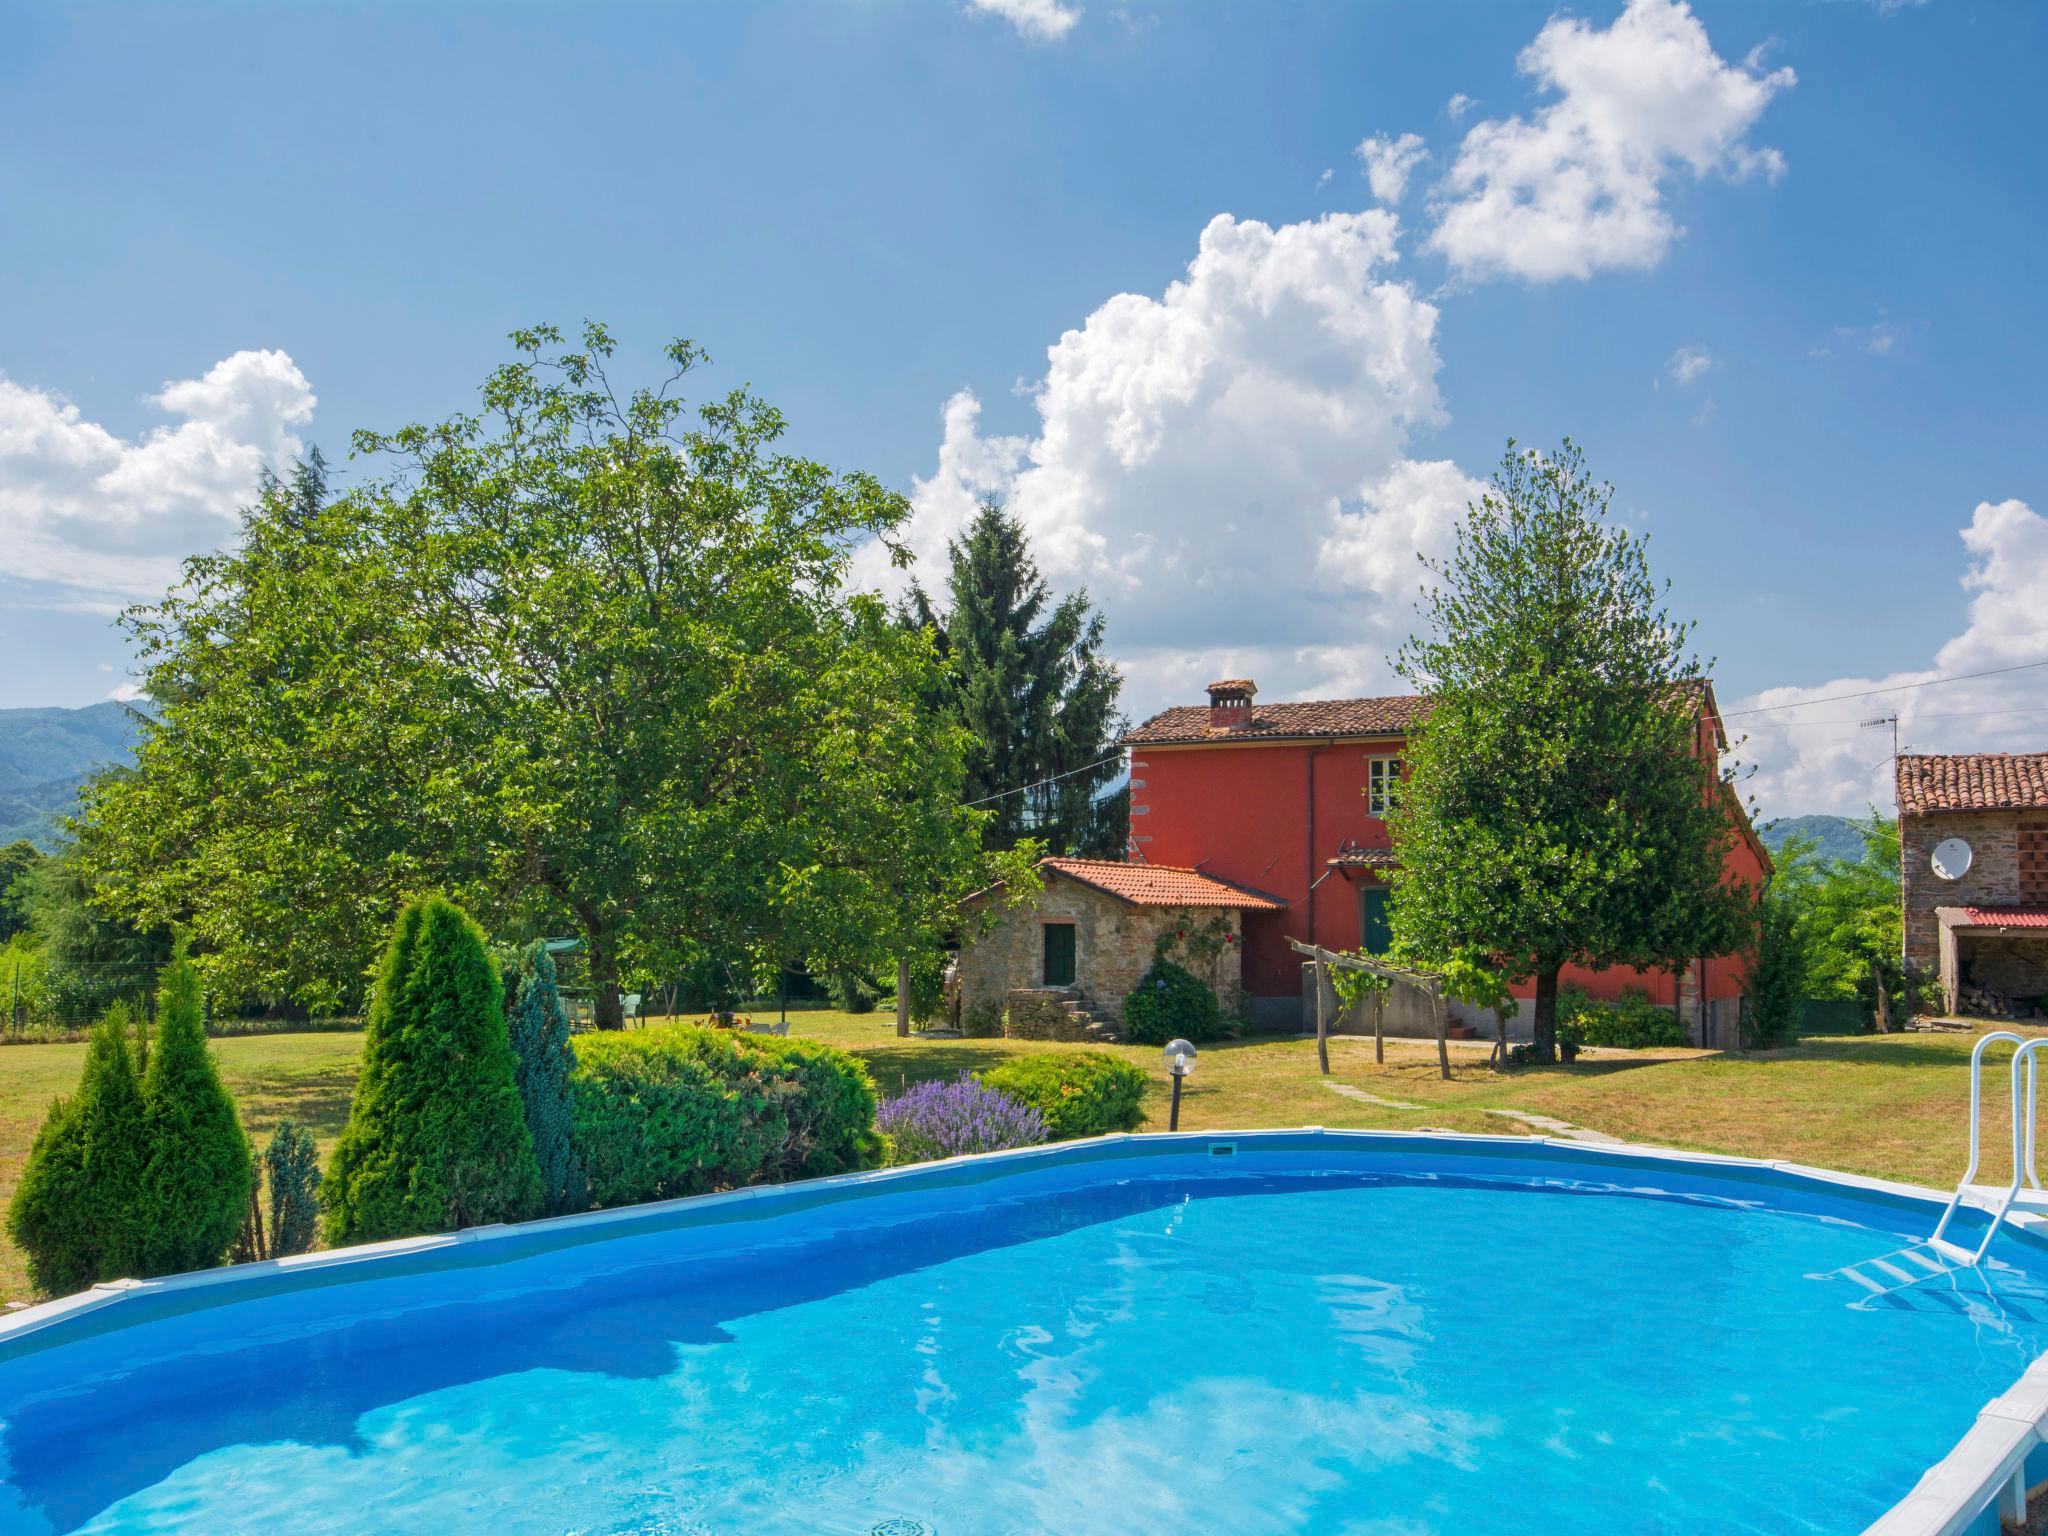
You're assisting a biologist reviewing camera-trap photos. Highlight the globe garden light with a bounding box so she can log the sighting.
[1164,1038,1196,1130]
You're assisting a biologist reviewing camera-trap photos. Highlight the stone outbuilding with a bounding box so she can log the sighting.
[1896,752,2048,1016]
[955,857,1286,1038]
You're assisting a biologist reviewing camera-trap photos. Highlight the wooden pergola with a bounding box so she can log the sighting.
[1287,938,1453,1080]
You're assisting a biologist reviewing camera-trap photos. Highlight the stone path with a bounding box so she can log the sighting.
[1319,1080,1620,1144]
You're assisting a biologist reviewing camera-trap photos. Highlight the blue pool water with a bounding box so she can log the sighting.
[4,1137,2048,1536]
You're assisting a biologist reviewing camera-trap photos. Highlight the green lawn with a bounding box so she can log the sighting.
[2,1013,2031,1306]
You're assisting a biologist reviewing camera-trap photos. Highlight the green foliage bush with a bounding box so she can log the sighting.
[1555,986,1688,1050]
[324,896,543,1244]
[135,950,254,1276]
[263,1121,322,1258]
[508,941,585,1214]
[1122,959,1221,1045]
[977,1051,1147,1140]
[5,1004,149,1294]
[829,970,879,1014]
[568,1024,881,1209]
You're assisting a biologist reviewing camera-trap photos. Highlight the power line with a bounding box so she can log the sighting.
[1740,702,2048,731]
[963,752,1124,808]
[1722,658,2048,720]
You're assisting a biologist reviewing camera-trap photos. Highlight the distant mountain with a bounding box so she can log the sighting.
[0,702,143,850]
[1759,813,1868,866]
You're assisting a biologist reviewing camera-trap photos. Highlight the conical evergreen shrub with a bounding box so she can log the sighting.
[324,896,543,1244]
[508,940,585,1214]
[263,1121,321,1257]
[136,949,254,1276]
[6,1004,149,1295]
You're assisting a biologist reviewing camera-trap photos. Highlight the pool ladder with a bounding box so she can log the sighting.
[1930,1032,2048,1265]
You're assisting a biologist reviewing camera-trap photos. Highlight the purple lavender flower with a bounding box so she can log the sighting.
[877,1074,1047,1165]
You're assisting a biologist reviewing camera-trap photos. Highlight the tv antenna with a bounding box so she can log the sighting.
[1861,712,1900,764]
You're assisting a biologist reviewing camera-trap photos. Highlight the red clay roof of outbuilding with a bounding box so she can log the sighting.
[1953,906,2048,928]
[1126,695,1427,745]
[1896,753,2048,816]
[1042,858,1287,910]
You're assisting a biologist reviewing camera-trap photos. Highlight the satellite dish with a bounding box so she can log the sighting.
[1931,837,1974,881]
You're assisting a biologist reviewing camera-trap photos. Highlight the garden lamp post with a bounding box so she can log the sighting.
[1164,1038,1196,1132]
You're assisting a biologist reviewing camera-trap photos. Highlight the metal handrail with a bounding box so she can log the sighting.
[1930,1031,2037,1263]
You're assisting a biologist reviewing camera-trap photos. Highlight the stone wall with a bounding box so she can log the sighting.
[1902,810,2022,973]
[956,878,1244,1024]
[1003,990,1092,1041]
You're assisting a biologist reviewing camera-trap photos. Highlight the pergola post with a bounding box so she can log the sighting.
[1314,954,1331,1076]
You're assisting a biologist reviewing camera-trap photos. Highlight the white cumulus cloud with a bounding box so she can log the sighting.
[965,0,1080,42]
[1428,0,1794,283]
[0,350,314,607]
[1356,132,1429,204]
[1737,499,2048,817]
[862,208,1462,720]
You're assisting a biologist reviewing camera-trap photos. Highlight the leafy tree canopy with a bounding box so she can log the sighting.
[1391,439,1755,1061]
[904,497,1127,857]
[0,840,43,942]
[80,325,990,1023]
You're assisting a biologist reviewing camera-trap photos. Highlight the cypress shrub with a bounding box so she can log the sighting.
[508,941,585,1214]
[6,1004,150,1294]
[567,1024,882,1210]
[1122,958,1222,1045]
[324,896,544,1244]
[264,1121,322,1258]
[135,949,254,1276]
[978,1051,1147,1140]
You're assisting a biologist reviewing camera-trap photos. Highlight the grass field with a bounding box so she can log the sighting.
[3,1013,2035,1306]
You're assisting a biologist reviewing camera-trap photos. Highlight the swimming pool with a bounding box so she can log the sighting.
[3,1131,2047,1536]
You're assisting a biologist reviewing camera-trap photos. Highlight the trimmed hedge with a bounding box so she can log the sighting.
[1556,986,1689,1051]
[978,1051,1147,1141]
[1123,959,1222,1045]
[568,1024,881,1209]
[324,896,543,1244]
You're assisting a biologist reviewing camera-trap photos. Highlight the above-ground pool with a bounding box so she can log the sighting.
[4,1132,2048,1536]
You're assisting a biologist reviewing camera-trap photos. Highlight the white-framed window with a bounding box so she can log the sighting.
[1367,756,1402,817]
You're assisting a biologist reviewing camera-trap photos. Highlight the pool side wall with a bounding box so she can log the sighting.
[1,1126,2042,1536]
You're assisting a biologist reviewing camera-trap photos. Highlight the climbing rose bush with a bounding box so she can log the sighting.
[878,1075,1046,1166]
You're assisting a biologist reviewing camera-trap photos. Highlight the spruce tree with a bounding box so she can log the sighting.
[324,896,544,1243]
[905,497,1126,855]
[135,949,253,1275]
[263,1122,322,1257]
[6,1004,149,1294]
[507,941,585,1214]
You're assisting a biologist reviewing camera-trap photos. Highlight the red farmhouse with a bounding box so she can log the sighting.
[1123,678,1772,1044]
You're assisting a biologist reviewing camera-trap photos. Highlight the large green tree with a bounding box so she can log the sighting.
[1392,440,1755,1062]
[904,497,1127,856]
[81,325,986,1026]
[0,840,43,942]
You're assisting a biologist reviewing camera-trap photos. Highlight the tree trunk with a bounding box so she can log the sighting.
[895,957,911,1039]
[1871,958,1891,1034]
[1432,988,1450,1080]
[1373,989,1385,1066]
[1314,955,1330,1076]
[586,926,624,1031]
[1530,965,1561,1064]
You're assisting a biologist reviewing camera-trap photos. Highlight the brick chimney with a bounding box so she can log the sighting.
[1206,678,1256,732]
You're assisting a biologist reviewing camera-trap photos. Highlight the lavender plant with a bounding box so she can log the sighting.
[877,1074,1046,1166]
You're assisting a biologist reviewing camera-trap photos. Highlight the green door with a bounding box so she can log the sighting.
[1043,922,1077,987]
[1360,887,1393,956]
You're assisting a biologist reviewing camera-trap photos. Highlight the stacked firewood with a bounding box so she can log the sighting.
[1959,984,2041,1021]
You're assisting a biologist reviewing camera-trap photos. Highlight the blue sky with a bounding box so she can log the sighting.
[3,0,2045,815]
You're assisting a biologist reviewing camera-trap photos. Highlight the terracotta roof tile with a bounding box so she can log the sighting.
[1896,753,2048,816]
[1327,846,1400,870]
[1126,695,1427,746]
[1042,858,1287,910]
